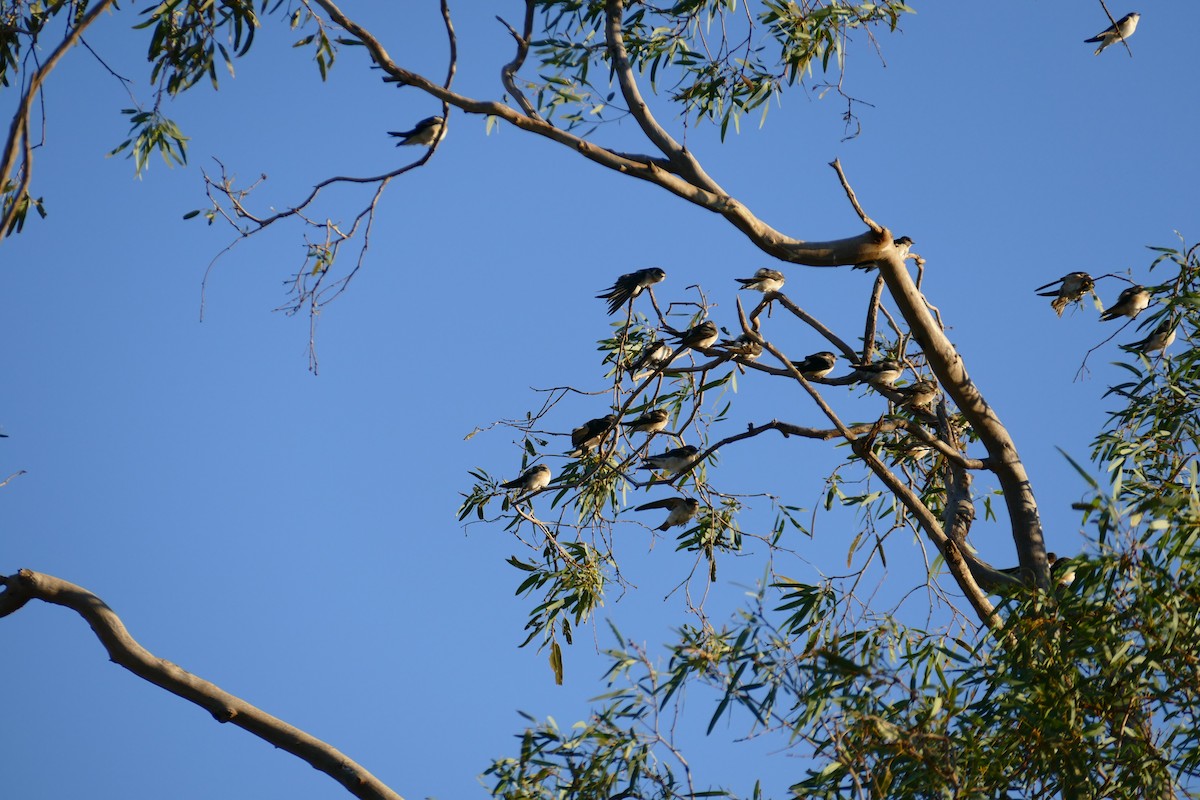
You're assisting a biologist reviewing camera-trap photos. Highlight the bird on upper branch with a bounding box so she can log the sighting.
[389,116,445,146]
[500,464,551,500]
[623,408,670,436]
[735,268,785,293]
[1035,272,1095,316]
[1085,12,1140,55]
[568,414,617,456]
[596,267,666,316]
[639,445,700,475]
[791,351,838,379]
[1099,285,1150,321]
[853,236,913,271]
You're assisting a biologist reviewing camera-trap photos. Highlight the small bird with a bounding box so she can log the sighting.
[388,116,445,146]
[634,497,701,531]
[500,463,552,499]
[718,333,763,361]
[628,340,674,375]
[1085,12,1140,55]
[894,379,939,410]
[596,267,667,316]
[568,414,617,456]
[735,268,785,293]
[999,553,1077,588]
[1100,285,1150,321]
[853,236,913,270]
[1035,272,1095,316]
[850,359,903,389]
[623,408,670,436]
[791,351,838,379]
[638,445,700,474]
[678,321,719,350]
[1123,317,1177,354]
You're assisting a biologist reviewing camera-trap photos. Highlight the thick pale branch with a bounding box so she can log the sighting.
[0,569,404,800]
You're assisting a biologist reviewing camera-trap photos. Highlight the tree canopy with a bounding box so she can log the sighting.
[2,3,1199,799]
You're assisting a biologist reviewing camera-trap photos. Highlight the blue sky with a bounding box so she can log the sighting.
[3,3,1198,799]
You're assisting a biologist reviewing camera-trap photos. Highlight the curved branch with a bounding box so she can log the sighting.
[0,569,404,800]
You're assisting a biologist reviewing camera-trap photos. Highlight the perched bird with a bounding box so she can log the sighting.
[894,379,939,410]
[388,116,445,146]
[735,268,785,293]
[623,408,670,436]
[1123,317,1177,354]
[792,351,837,379]
[853,236,913,270]
[999,553,1077,588]
[568,414,617,456]
[638,445,700,475]
[500,463,552,499]
[634,497,701,531]
[1035,272,1095,316]
[850,359,904,389]
[596,267,667,316]
[1100,285,1150,321]
[718,333,763,361]
[677,321,719,351]
[1085,12,1140,55]
[628,340,674,375]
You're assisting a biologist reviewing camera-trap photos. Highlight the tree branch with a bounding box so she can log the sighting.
[0,569,404,800]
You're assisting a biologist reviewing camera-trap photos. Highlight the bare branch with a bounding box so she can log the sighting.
[497,3,540,119]
[0,569,404,800]
[830,158,883,235]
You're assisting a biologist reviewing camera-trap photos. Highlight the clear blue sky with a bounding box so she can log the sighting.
[3,4,1197,799]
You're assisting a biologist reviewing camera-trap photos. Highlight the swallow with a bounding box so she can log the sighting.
[628,340,674,375]
[1035,272,1095,316]
[677,320,719,350]
[623,408,670,435]
[999,553,1076,588]
[850,359,903,388]
[853,236,913,270]
[568,414,617,456]
[735,268,785,293]
[1085,12,1140,55]
[638,445,700,474]
[894,379,939,410]
[718,333,763,361]
[791,351,837,379]
[1099,285,1150,321]
[634,497,701,531]
[500,463,552,499]
[596,267,667,316]
[1123,317,1177,354]
[388,116,445,146]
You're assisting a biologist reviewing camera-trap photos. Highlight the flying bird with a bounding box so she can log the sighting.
[1099,285,1150,321]
[850,359,904,389]
[388,116,445,146]
[1123,317,1177,354]
[677,321,719,351]
[853,236,913,271]
[1085,12,1140,55]
[596,267,667,316]
[894,379,939,410]
[638,445,700,475]
[634,497,701,531]
[791,351,838,379]
[623,408,670,436]
[568,414,617,456]
[735,268,785,293]
[500,463,552,499]
[1035,272,1095,316]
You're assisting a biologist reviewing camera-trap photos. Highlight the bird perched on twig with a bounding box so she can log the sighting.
[568,414,617,456]
[634,497,701,531]
[999,553,1077,588]
[1123,317,1177,354]
[735,268,785,293]
[1085,12,1140,55]
[894,379,939,411]
[791,351,838,379]
[627,340,674,376]
[850,359,903,389]
[500,463,551,500]
[388,116,445,146]
[623,408,670,436]
[853,236,913,271]
[718,333,763,361]
[1099,285,1150,321]
[639,445,700,475]
[677,320,720,351]
[596,267,666,316]
[1035,272,1095,316]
